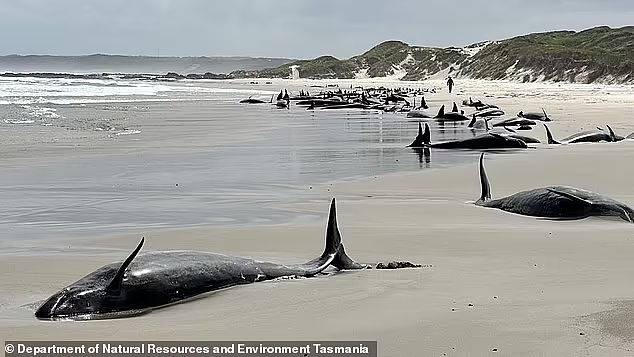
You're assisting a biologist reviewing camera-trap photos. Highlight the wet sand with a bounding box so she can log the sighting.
[2,78,634,356]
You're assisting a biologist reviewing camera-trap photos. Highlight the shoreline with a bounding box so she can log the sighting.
[1,77,633,245]
[4,142,634,356]
[2,78,634,355]
[3,68,634,88]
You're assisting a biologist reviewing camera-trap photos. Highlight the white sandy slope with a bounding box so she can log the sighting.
[1,79,634,356]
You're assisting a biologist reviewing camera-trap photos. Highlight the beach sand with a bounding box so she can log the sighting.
[2,78,634,356]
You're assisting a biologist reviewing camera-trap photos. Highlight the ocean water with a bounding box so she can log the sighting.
[0,76,520,253]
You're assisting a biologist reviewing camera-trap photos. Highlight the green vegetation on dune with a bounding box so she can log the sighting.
[231,40,463,80]
[349,41,411,77]
[401,47,467,81]
[231,26,634,84]
[458,26,634,83]
[287,56,358,79]
[234,55,357,79]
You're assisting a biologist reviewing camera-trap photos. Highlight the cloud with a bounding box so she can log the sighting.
[0,0,632,58]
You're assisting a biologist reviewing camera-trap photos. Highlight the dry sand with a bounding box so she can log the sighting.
[2,78,634,356]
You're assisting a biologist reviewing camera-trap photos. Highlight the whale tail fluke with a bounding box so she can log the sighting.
[468,115,476,128]
[422,123,431,145]
[301,199,342,275]
[435,105,445,118]
[407,122,428,147]
[332,243,369,270]
[543,124,560,144]
[323,198,341,254]
[324,198,369,270]
[303,198,368,275]
[475,153,492,205]
[606,125,617,142]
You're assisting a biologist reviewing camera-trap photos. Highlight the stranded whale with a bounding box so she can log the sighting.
[544,124,616,144]
[239,96,268,104]
[35,199,370,321]
[408,122,527,149]
[434,105,469,122]
[475,153,634,222]
[517,108,551,121]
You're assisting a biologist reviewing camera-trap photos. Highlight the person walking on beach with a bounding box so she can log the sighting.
[447,75,454,93]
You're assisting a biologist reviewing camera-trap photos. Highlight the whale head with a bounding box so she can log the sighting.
[35,284,109,320]
[508,136,528,148]
[35,238,146,320]
[617,205,634,223]
[489,133,528,148]
[596,202,634,223]
[580,198,634,224]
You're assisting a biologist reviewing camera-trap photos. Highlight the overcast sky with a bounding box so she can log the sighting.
[1,0,632,59]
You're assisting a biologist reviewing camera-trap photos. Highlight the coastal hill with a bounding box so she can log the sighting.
[233,26,634,84]
[1,26,631,84]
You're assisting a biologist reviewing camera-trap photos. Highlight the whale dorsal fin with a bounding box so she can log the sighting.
[546,189,593,205]
[452,102,458,113]
[476,153,492,205]
[541,108,550,121]
[107,237,145,295]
